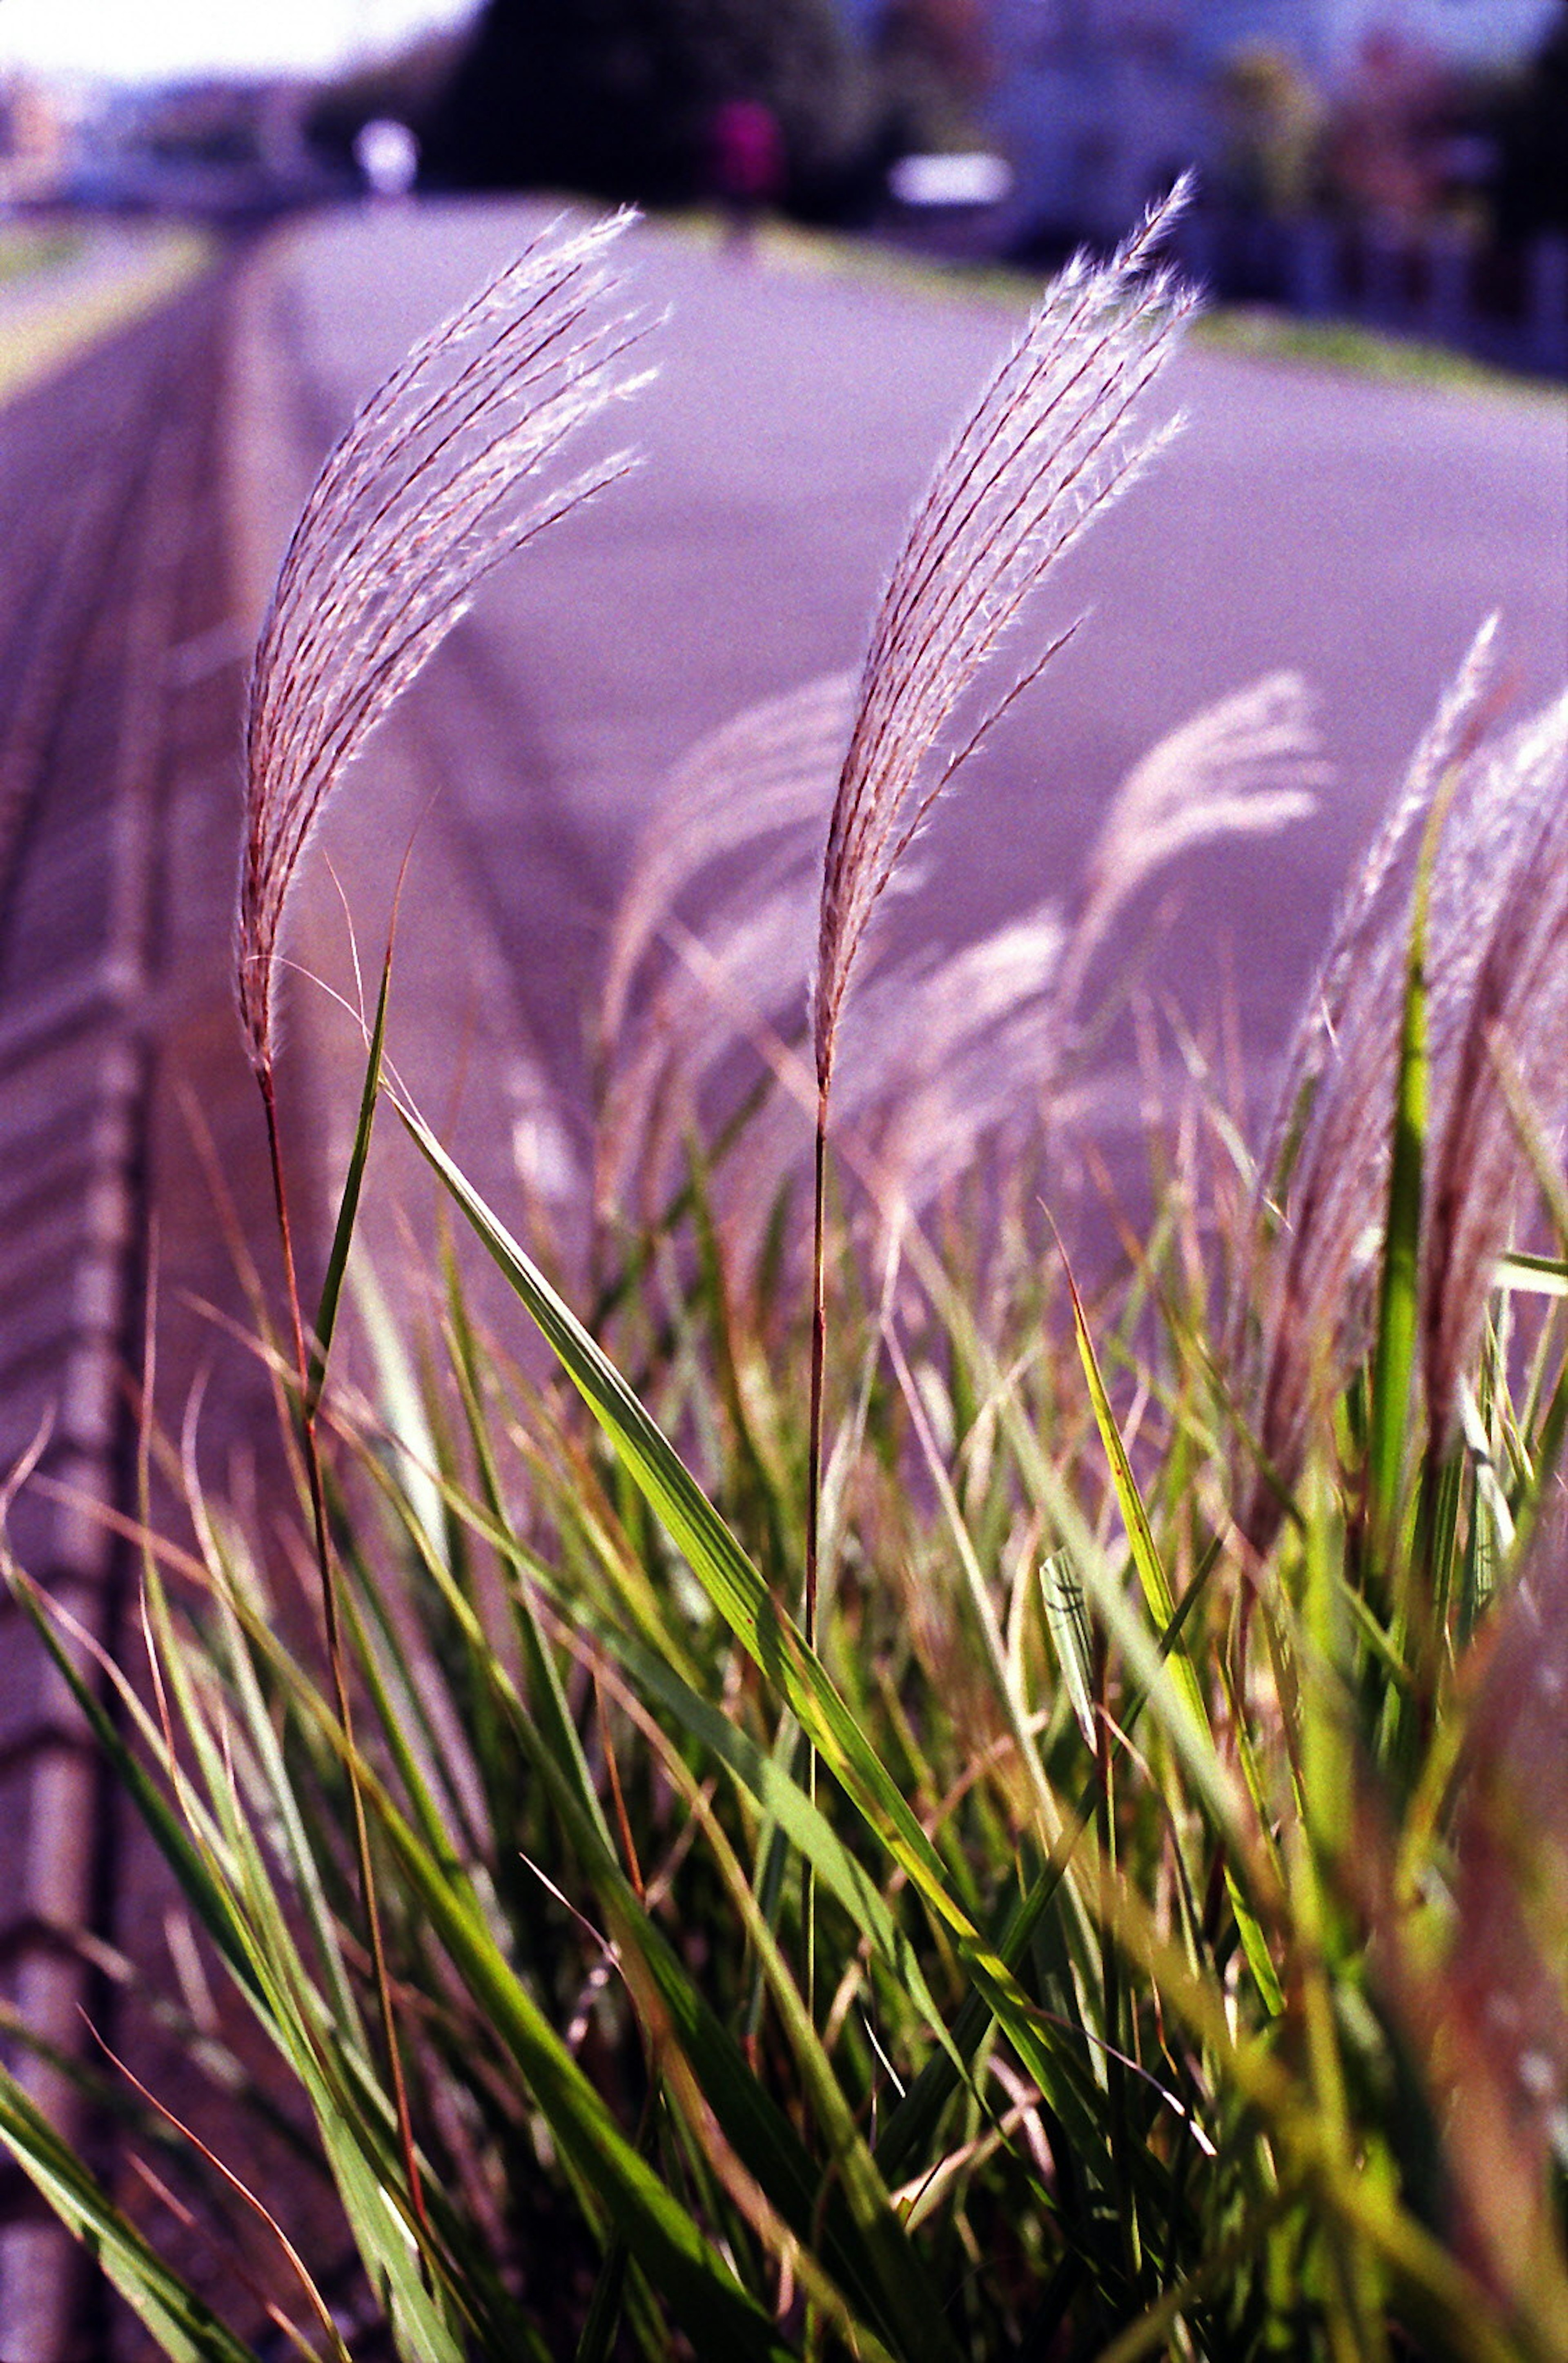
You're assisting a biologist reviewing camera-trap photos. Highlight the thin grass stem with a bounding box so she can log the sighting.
[256,1058,430,2245]
[804,1089,830,2028]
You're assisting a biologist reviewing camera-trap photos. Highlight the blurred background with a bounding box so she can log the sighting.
[0,0,1564,370]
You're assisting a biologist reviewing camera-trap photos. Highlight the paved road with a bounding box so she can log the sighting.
[239,199,1568,1269]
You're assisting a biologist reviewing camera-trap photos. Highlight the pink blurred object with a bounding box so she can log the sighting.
[710,97,785,208]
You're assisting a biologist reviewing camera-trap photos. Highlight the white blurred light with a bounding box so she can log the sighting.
[355,117,419,196]
[889,154,1013,209]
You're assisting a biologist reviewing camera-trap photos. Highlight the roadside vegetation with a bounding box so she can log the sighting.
[703,209,1560,399]
[0,221,213,404]
[0,222,83,286]
[2,191,1566,2361]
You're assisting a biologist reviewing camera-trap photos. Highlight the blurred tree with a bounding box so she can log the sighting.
[425,0,878,217]
[1321,28,1459,223]
[304,27,468,171]
[873,0,992,155]
[1215,43,1325,218]
[1490,0,1568,236]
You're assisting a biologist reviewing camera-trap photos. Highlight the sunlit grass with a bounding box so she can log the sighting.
[0,200,1564,2362]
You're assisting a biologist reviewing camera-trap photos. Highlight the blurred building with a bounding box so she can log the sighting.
[62,79,338,214]
[0,74,344,216]
[1196,0,1557,72]
[984,0,1203,243]
[895,0,1557,370]
[979,0,1560,246]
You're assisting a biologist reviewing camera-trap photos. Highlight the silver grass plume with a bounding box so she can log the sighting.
[1256,615,1501,1196]
[592,659,1321,1261]
[1241,923,1406,1545]
[1238,626,1506,1529]
[1239,653,1568,1543]
[597,884,817,1229]
[1421,689,1568,1432]
[600,670,857,1056]
[840,906,1065,1214]
[1056,670,1326,1020]
[239,209,654,1072]
[811,176,1196,1099]
[594,674,855,1228]
[837,672,1318,1225]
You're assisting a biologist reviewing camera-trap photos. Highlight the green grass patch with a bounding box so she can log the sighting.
[654,203,1558,401]
[0,223,214,405]
[0,222,84,287]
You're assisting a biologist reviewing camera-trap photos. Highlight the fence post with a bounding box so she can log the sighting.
[1289,215,1337,317]
[1528,234,1568,374]
[1363,215,1404,325]
[1422,222,1470,348]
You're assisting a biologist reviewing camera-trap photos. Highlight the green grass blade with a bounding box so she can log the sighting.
[1062,1255,1208,1745]
[1040,1551,1097,1751]
[2,1565,270,2019]
[875,1540,1223,2184]
[397,1101,1015,1940]
[306,944,392,1419]
[278,1445,971,2344]
[1369,781,1448,1539]
[601,1619,961,2061]
[279,1677,794,2361]
[0,2068,265,2362]
[403,1101,1148,2133]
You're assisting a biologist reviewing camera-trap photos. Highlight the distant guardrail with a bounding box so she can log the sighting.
[1180,208,1568,379]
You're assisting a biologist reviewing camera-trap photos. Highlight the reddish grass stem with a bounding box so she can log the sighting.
[257,1059,430,2243]
[806,1091,829,1653]
[803,1089,831,2028]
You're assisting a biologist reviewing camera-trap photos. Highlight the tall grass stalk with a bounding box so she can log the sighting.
[234,216,654,2258]
[0,203,1565,2361]
[806,177,1195,1631]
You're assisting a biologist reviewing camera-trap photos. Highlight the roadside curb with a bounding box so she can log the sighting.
[0,258,237,2363]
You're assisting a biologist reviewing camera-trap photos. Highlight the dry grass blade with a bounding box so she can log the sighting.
[239,208,655,1071]
[811,176,1196,1096]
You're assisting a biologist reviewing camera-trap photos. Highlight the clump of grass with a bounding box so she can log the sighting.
[2,200,1567,2363]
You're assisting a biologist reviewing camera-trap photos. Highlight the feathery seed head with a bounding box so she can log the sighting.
[1057,669,1325,1020]
[1239,644,1568,1544]
[1421,688,1568,1432]
[601,670,857,1058]
[1256,614,1502,1196]
[238,209,654,1073]
[811,176,1197,1100]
